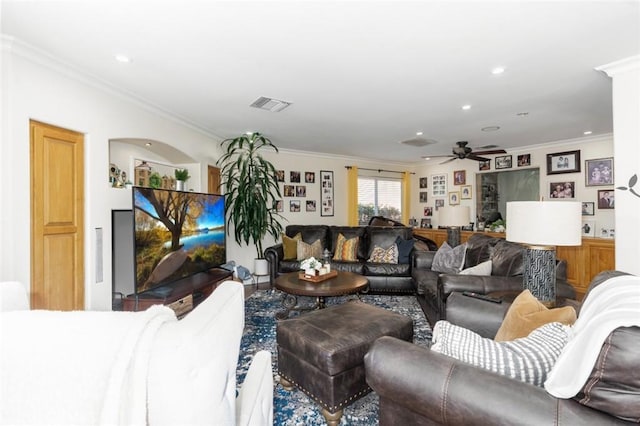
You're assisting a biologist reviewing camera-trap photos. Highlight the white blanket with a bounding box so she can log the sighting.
[544,275,640,398]
[0,305,176,425]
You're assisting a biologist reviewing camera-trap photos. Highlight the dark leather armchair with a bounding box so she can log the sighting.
[365,271,639,425]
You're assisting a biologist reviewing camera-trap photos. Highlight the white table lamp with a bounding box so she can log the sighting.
[506,201,581,306]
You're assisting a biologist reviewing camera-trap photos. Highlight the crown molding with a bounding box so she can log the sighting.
[595,55,640,77]
[1,34,223,141]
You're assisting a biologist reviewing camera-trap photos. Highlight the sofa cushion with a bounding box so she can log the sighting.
[297,239,323,260]
[463,234,499,269]
[286,225,329,247]
[333,233,359,261]
[431,320,569,386]
[431,242,466,274]
[282,233,302,260]
[368,244,399,263]
[395,236,415,263]
[494,290,577,341]
[459,260,492,276]
[490,240,525,276]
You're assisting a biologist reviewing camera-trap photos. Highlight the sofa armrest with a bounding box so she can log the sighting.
[365,336,621,425]
[412,250,435,269]
[263,244,284,284]
[439,274,523,299]
[236,350,273,426]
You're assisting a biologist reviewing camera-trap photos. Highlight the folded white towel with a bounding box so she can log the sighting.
[544,275,640,398]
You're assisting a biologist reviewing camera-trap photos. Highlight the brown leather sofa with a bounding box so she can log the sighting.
[365,271,639,425]
[264,225,425,293]
[412,233,576,325]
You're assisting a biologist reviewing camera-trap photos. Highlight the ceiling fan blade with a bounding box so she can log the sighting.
[474,149,507,155]
[467,154,490,162]
[439,157,457,165]
[421,154,455,159]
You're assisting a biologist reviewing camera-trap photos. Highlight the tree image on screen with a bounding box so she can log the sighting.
[133,187,226,293]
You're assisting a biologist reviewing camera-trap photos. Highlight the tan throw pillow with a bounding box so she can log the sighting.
[368,244,399,263]
[282,233,302,260]
[332,233,359,261]
[494,289,577,342]
[296,239,323,260]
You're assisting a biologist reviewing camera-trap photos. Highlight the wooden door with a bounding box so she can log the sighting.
[208,165,221,194]
[30,120,84,310]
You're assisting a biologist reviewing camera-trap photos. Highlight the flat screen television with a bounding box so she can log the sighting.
[132,187,226,294]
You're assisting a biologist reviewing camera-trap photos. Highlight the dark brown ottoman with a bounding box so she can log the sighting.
[277,301,414,425]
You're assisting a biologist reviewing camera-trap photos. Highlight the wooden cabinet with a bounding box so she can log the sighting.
[413,229,615,300]
[122,268,233,317]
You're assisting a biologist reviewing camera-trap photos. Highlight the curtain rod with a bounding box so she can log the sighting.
[345,166,415,175]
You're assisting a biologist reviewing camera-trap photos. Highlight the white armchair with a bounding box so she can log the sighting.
[0,281,273,425]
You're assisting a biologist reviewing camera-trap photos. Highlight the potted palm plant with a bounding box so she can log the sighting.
[217,132,283,275]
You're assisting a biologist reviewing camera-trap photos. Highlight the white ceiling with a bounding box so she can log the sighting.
[2,1,639,164]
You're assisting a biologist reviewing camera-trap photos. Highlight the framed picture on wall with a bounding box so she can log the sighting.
[275,170,285,182]
[305,172,315,183]
[453,170,466,185]
[581,201,595,216]
[597,189,614,209]
[431,174,447,197]
[479,160,491,171]
[290,171,301,183]
[435,199,444,208]
[290,200,301,212]
[495,155,512,169]
[419,177,428,188]
[582,219,596,237]
[517,154,531,167]
[448,191,460,205]
[424,206,433,216]
[550,181,574,198]
[306,200,316,212]
[419,191,428,203]
[585,157,614,186]
[547,150,581,175]
[320,170,334,216]
[461,185,472,199]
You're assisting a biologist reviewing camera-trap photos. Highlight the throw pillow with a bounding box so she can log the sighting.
[296,239,324,261]
[332,233,359,261]
[394,236,415,264]
[282,233,302,260]
[431,320,570,387]
[459,260,493,276]
[431,242,466,274]
[494,289,577,342]
[368,244,399,263]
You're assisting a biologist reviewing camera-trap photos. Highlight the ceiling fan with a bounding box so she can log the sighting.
[423,141,507,164]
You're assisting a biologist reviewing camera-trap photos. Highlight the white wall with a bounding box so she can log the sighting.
[1,39,224,310]
[598,56,640,275]
[410,136,615,234]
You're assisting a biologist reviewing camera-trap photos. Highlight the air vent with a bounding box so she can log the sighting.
[478,144,499,149]
[250,96,292,112]
[398,138,438,147]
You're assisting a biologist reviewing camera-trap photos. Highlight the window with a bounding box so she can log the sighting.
[357,177,402,225]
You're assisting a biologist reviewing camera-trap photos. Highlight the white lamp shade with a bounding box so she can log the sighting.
[439,205,470,227]
[506,201,581,246]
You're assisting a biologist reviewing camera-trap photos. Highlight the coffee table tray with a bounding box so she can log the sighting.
[298,270,338,283]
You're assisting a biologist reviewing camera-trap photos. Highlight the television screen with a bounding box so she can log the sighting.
[132,187,226,294]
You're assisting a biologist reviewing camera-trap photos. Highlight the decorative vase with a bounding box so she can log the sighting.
[254,258,269,276]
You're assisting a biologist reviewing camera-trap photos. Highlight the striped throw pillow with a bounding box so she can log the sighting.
[431,320,569,386]
[332,233,359,261]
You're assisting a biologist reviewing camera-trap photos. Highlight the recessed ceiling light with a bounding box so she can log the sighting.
[145,142,152,147]
[423,157,431,161]
[114,54,131,63]
[492,67,505,75]
[481,126,501,132]
[416,131,423,136]
[584,131,593,135]
[517,112,529,117]
[462,105,472,110]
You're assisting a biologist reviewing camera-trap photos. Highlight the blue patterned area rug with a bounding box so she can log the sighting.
[236,289,432,425]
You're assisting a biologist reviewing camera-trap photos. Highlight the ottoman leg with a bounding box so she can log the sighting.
[279,375,294,391]
[321,408,343,426]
